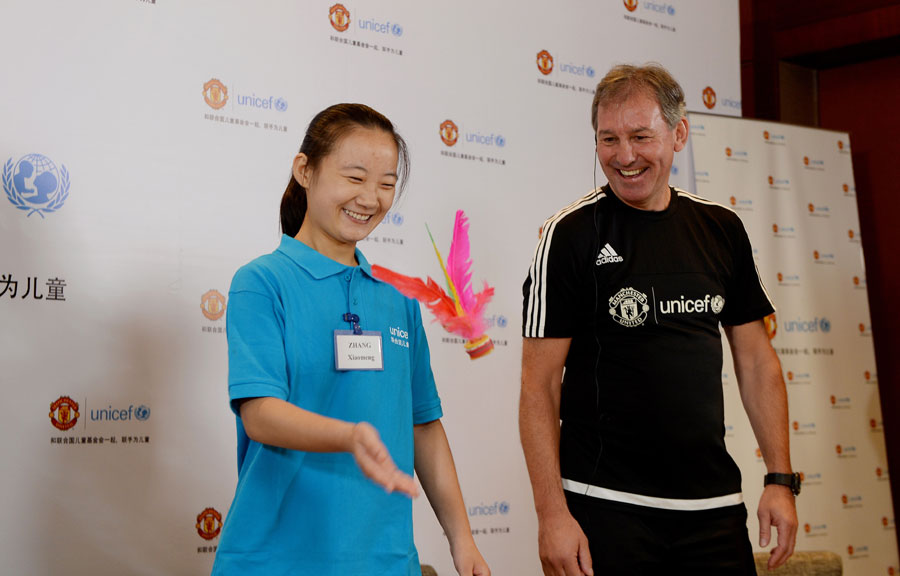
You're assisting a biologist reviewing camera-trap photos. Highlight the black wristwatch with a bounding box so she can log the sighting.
[764,472,801,496]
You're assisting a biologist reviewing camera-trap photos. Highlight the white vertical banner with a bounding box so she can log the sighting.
[688,112,897,575]
[1,1,742,575]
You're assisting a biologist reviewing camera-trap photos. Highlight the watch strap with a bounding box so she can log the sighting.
[764,472,801,496]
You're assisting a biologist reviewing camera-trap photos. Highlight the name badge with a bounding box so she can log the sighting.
[334,330,384,371]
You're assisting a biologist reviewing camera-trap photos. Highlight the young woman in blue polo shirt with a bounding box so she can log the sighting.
[211,104,490,576]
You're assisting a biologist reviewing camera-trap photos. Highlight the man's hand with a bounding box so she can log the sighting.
[537,510,593,576]
[349,422,418,498]
[757,484,798,570]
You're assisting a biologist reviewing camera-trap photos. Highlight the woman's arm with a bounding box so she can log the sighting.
[414,419,490,576]
[240,396,418,497]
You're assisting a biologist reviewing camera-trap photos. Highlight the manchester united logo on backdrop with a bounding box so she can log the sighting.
[329,4,350,32]
[536,50,554,75]
[203,79,228,110]
[439,120,458,147]
[838,140,844,150]
[702,86,717,109]
[764,313,777,339]
[803,156,810,166]
[196,508,223,540]
[608,287,649,328]
[201,290,227,321]
[49,396,80,431]
[763,130,770,140]
[725,147,732,157]
[624,0,638,12]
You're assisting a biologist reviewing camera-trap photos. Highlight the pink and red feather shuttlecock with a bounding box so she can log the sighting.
[371,210,495,359]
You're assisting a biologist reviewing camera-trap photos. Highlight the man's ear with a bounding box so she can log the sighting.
[673,117,689,153]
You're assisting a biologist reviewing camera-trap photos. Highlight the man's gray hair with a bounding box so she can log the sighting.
[591,63,687,131]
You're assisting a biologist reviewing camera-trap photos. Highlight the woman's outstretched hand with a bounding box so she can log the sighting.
[349,422,419,498]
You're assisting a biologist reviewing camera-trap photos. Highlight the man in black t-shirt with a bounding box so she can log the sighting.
[520,64,798,575]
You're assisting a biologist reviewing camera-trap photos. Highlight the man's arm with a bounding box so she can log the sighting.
[414,419,490,576]
[520,337,593,576]
[724,320,798,570]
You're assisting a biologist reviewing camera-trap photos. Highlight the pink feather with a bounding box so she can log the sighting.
[371,264,493,341]
[446,210,476,313]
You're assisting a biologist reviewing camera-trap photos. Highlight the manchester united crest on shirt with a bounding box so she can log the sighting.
[609,287,649,327]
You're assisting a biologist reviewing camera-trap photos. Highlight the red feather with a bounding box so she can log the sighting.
[371,264,493,341]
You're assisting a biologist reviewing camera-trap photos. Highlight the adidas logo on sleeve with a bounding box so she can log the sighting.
[596,243,624,266]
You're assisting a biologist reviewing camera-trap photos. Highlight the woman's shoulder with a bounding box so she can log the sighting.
[230,250,293,295]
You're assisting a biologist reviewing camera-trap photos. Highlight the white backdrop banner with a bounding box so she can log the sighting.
[0,2,748,575]
[688,112,897,575]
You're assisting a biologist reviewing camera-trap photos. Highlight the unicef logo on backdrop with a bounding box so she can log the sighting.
[642,1,675,15]
[468,500,510,516]
[379,211,404,226]
[784,316,830,333]
[335,3,404,37]
[4,154,70,218]
[203,78,287,113]
[90,403,151,422]
[135,405,151,421]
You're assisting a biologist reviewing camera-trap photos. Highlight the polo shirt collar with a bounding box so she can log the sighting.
[276,234,375,280]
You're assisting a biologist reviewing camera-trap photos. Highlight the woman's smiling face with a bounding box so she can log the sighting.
[295,127,399,263]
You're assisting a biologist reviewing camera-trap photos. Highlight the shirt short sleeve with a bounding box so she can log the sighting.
[408,301,443,425]
[522,210,591,338]
[226,264,290,414]
[719,215,775,326]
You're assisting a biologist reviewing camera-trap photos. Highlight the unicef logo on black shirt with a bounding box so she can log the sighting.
[4,154,70,218]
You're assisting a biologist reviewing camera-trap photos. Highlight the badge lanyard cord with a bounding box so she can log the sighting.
[587,141,604,496]
[343,272,363,335]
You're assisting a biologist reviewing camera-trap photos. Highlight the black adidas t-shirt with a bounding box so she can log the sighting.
[522,185,774,507]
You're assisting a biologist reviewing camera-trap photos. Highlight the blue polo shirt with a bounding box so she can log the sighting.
[212,235,443,576]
